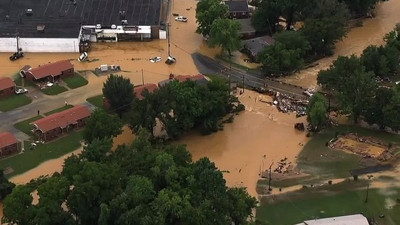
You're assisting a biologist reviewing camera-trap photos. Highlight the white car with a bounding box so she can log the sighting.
[15,87,28,94]
[78,52,88,62]
[149,56,161,63]
[175,16,188,22]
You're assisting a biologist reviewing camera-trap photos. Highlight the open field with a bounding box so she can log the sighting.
[0,94,32,112]
[62,73,88,89]
[0,131,83,178]
[257,180,400,225]
[44,104,74,116]
[14,115,43,136]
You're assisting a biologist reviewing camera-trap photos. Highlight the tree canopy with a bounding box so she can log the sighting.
[0,169,15,201]
[2,129,257,225]
[306,93,328,131]
[102,74,134,117]
[195,0,228,37]
[208,18,242,56]
[83,108,123,143]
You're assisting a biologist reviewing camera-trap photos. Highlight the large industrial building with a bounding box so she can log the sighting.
[0,0,167,52]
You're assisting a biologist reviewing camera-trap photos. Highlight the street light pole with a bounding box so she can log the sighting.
[242,75,245,93]
[167,23,171,56]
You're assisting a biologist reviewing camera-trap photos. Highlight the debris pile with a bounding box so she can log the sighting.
[273,92,308,117]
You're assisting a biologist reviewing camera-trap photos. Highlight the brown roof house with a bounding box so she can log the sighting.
[242,35,275,61]
[225,0,250,19]
[0,132,18,158]
[103,83,158,108]
[21,60,74,83]
[158,74,209,87]
[31,105,91,142]
[0,77,16,98]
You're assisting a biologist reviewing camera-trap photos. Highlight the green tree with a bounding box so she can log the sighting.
[0,169,15,201]
[257,42,304,75]
[383,88,400,131]
[306,93,328,131]
[2,185,34,225]
[81,138,113,162]
[318,55,377,123]
[227,187,257,225]
[102,74,134,117]
[251,0,280,32]
[364,87,393,128]
[360,45,389,77]
[195,0,228,37]
[341,0,378,16]
[273,31,310,56]
[279,0,304,30]
[83,108,122,143]
[208,18,241,56]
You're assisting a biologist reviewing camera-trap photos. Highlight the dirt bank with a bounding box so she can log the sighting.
[280,0,400,88]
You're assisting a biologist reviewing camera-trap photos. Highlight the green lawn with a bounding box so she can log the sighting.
[44,104,74,116]
[62,73,88,89]
[0,94,32,112]
[296,125,400,179]
[0,131,83,178]
[13,75,33,87]
[257,182,400,225]
[41,84,68,95]
[86,94,103,108]
[14,115,44,136]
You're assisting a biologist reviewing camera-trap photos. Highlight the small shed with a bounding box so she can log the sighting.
[0,132,18,158]
[0,77,16,98]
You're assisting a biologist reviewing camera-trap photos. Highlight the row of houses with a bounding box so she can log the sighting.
[20,60,75,83]
[0,77,16,98]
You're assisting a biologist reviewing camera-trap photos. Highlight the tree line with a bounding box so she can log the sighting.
[252,0,382,76]
[102,74,244,140]
[309,24,400,131]
[2,129,257,225]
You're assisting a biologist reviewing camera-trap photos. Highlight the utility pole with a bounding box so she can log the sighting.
[364,182,370,203]
[268,162,273,191]
[141,69,144,85]
[167,23,171,56]
[242,75,245,93]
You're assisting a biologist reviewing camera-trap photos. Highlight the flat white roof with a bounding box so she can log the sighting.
[295,214,369,225]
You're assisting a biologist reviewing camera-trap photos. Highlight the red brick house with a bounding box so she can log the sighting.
[158,74,209,87]
[0,132,18,158]
[0,77,16,98]
[103,83,158,108]
[31,105,91,142]
[225,0,250,19]
[21,60,74,83]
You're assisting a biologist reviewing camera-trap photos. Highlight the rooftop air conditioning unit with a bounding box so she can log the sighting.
[111,24,116,29]
[96,24,101,29]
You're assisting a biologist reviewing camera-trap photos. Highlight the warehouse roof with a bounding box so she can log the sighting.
[0,132,17,149]
[0,77,16,90]
[0,0,161,38]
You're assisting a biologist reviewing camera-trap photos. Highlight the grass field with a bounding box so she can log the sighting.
[0,131,83,178]
[257,181,400,225]
[41,84,68,95]
[86,95,103,108]
[0,94,32,112]
[296,125,400,179]
[13,75,33,87]
[62,73,88,89]
[14,115,44,136]
[44,105,74,116]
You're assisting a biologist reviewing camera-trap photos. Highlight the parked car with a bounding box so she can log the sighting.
[15,87,28,94]
[149,56,162,63]
[165,56,176,65]
[175,16,187,22]
[9,51,24,61]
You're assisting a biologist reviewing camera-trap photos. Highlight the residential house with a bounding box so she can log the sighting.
[0,77,16,98]
[31,105,91,142]
[103,83,158,108]
[242,35,275,61]
[0,132,18,158]
[158,74,209,87]
[21,60,74,83]
[295,214,369,225]
[237,18,256,39]
[225,0,250,19]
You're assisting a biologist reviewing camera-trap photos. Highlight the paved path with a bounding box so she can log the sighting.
[192,53,308,100]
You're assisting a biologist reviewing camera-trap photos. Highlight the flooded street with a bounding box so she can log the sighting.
[281,0,400,88]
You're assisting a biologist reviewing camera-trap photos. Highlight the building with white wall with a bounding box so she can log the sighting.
[0,0,166,53]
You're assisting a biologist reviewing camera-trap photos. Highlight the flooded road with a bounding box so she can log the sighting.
[281,0,400,88]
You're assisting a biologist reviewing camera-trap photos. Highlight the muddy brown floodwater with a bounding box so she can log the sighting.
[280,0,400,88]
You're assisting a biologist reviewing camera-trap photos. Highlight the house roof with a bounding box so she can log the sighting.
[225,0,249,12]
[243,35,275,57]
[0,77,16,90]
[32,105,91,133]
[158,74,208,87]
[0,132,17,149]
[295,214,369,225]
[134,83,158,100]
[26,60,74,80]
